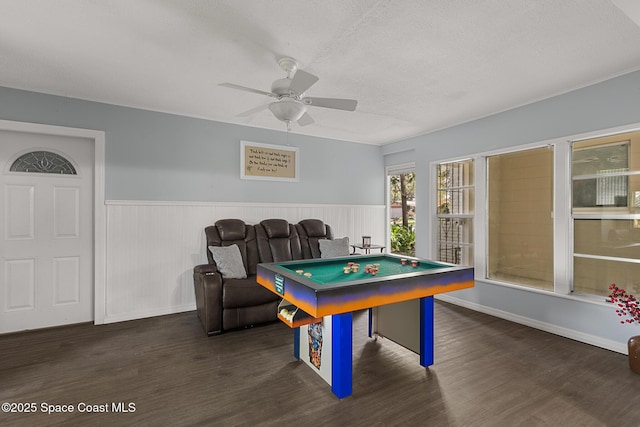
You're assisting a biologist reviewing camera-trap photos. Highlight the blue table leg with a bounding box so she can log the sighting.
[293,326,300,360]
[420,296,434,367]
[331,312,353,398]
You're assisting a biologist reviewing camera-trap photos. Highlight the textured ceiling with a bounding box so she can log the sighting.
[2,0,640,145]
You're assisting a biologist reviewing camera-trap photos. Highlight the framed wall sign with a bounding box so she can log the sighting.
[241,140,299,182]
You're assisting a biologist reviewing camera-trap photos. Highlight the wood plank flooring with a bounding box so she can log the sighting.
[1,300,639,426]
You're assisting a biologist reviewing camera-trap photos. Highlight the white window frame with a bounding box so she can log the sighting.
[433,158,475,266]
[430,121,640,301]
[569,128,640,298]
[479,141,573,294]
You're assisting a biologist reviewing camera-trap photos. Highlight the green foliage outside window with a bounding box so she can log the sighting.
[389,171,415,256]
[390,221,415,256]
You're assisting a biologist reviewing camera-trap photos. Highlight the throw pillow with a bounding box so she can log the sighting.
[319,237,350,258]
[208,244,247,279]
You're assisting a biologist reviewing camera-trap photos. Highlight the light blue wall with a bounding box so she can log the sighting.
[384,70,640,160]
[383,70,640,350]
[0,86,384,204]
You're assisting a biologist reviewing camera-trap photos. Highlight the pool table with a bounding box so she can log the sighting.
[256,253,474,398]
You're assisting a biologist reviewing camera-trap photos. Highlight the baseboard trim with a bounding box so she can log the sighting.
[103,303,196,325]
[435,294,628,355]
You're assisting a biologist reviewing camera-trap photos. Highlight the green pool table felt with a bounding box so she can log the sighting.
[277,255,450,285]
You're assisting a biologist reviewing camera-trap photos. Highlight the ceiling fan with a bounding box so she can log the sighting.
[219,57,357,130]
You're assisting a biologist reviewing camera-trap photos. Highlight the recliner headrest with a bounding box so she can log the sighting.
[298,219,327,237]
[215,219,247,241]
[261,219,291,238]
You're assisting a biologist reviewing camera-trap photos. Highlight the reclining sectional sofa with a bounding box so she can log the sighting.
[193,218,335,335]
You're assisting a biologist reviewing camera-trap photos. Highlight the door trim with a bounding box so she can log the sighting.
[0,119,106,325]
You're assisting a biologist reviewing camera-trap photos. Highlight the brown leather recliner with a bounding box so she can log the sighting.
[193,219,279,336]
[193,218,333,335]
[256,219,303,262]
[296,219,334,259]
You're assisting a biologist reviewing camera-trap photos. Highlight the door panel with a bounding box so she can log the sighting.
[3,258,35,311]
[5,185,35,239]
[53,186,80,238]
[53,256,80,305]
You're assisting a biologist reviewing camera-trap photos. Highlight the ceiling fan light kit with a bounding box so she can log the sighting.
[219,57,357,129]
[268,99,307,123]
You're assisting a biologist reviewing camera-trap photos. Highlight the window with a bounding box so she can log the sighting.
[388,164,415,256]
[10,151,77,175]
[487,147,554,290]
[572,131,640,297]
[436,160,474,265]
[573,142,629,208]
[431,125,640,300]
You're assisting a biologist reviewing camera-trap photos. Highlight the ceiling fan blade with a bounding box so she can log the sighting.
[301,97,357,111]
[288,69,319,95]
[297,111,314,127]
[237,104,268,117]
[218,83,273,97]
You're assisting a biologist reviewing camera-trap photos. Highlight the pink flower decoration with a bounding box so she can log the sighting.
[609,284,640,325]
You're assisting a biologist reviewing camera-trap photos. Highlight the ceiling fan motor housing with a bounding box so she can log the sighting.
[271,78,294,97]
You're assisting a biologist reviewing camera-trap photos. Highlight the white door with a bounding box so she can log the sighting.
[0,130,93,333]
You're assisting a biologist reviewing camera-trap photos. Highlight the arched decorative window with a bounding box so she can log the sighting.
[10,151,77,175]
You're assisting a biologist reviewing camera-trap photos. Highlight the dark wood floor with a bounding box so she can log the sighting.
[1,301,639,427]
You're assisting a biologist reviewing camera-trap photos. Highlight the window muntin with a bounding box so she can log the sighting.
[436,160,474,266]
[487,147,554,290]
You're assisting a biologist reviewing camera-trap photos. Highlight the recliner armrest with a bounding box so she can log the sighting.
[194,263,218,275]
[193,267,223,335]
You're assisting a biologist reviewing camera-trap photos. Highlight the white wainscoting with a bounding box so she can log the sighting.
[104,201,386,324]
